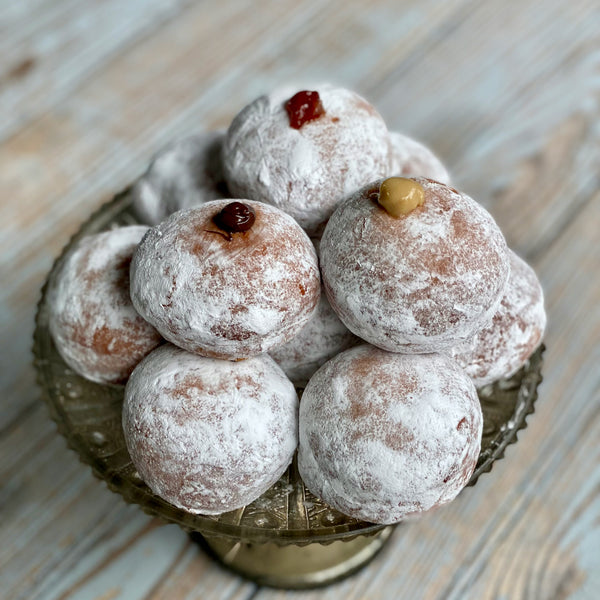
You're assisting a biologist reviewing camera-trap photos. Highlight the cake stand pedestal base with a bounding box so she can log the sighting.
[194,526,395,589]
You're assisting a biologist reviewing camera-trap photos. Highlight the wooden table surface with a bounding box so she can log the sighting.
[1,1,599,598]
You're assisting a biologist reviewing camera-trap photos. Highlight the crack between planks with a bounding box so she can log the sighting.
[54,519,162,600]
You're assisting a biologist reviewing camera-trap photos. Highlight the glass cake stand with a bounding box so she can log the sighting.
[33,188,545,589]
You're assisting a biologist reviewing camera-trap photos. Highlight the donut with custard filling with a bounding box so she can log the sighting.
[320,177,511,353]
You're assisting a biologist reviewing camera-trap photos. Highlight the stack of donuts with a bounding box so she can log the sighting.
[47,85,545,525]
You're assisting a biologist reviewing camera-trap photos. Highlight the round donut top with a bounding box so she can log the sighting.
[389,131,451,185]
[320,178,510,352]
[298,345,482,524]
[452,251,546,386]
[130,199,321,359]
[123,344,298,514]
[132,131,228,226]
[47,226,162,384]
[223,85,393,235]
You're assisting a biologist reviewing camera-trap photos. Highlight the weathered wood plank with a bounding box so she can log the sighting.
[35,522,253,600]
[0,403,55,481]
[142,543,257,600]
[371,0,600,258]
[0,0,198,142]
[0,405,255,600]
[1,0,599,598]
[437,193,600,600]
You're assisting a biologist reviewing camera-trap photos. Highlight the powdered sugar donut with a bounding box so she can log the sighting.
[130,199,320,360]
[389,131,451,184]
[298,345,482,524]
[132,131,228,226]
[451,251,546,386]
[47,226,163,384]
[123,344,298,515]
[270,285,360,387]
[320,177,510,353]
[223,85,393,235]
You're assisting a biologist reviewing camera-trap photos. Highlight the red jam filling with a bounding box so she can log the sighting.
[285,91,326,129]
[213,202,256,235]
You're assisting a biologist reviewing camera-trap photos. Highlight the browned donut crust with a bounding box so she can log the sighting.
[130,200,320,360]
[47,226,162,384]
[123,345,298,514]
[451,251,546,386]
[320,178,510,353]
[298,345,482,524]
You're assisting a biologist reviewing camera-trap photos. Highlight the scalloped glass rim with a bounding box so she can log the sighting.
[33,189,544,545]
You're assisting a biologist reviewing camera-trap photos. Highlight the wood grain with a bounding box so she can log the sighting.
[0,0,199,142]
[1,0,598,598]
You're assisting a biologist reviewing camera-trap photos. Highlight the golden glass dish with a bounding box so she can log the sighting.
[33,189,544,589]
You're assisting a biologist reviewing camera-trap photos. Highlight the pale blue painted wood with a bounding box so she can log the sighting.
[1,0,598,598]
[41,524,188,600]
[0,0,197,142]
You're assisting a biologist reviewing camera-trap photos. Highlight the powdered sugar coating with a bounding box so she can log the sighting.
[223,85,393,235]
[47,226,163,384]
[451,251,546,386]
[132,131,228,226]
[320,178,511,353]
[123,344,298,515]
[389,131,451,184]
[130,199,321,360]
[270,285,360,387]
[298,345,482,524]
